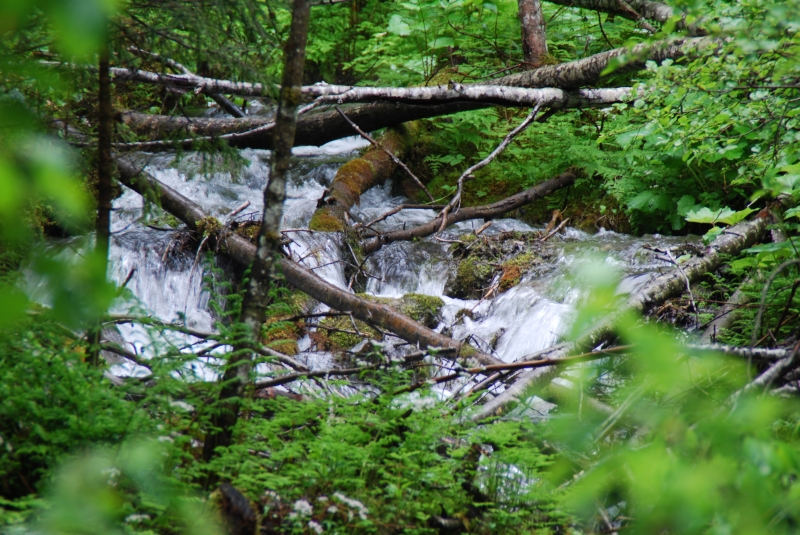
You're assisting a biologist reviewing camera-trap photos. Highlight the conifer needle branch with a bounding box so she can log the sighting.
[436,104,541,233]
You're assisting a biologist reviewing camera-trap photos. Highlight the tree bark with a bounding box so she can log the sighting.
[118,86,634,152]
[112,36,718,151]
[89,44,114,367]
[544,0,680,27]
[517,0,548,68]
[309,125,414,231]
[494,36,717,89]
[471,214,769,421]
[114,158,503,367]
[96,47,114,264]
[362,171,577,254]
[203,0,312,464]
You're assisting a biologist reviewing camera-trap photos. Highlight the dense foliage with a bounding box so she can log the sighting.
[3,0,800,533]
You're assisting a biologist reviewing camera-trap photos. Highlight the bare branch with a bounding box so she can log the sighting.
[334,106,434,202]
[436,105,541,233]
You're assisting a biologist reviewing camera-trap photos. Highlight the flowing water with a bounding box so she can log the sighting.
[27,139,699,392]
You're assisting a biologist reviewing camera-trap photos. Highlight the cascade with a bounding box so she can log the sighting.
[27,140,698,389]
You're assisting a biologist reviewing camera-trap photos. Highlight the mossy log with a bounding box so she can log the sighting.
[309,124,415,232]
[116,157,502,367]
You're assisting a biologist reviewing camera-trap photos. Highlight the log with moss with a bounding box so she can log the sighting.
[115,156,502,367]
[309,123,417,232]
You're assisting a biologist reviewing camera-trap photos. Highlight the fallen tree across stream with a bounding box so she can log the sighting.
[471,214,770,421]
[114,156,503,367]
[361,170,578,254]
[113,36,721,152]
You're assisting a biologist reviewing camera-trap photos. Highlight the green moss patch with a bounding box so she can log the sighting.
[498,252,539,292]
[309,208,345,232]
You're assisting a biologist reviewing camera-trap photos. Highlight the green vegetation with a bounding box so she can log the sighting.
[4,0,800,533]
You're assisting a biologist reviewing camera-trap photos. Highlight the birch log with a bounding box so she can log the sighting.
[471,215,769,421]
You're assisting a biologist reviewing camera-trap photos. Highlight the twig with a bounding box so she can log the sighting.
[436,104,541,233]
[394,344,629,395]
[751,259,800,349]
[474,221,492,236]
[334,106,434,202]
[225,200,251,222]
[665,248,698,325]
[540,217,569,242]
[358,204,445,231]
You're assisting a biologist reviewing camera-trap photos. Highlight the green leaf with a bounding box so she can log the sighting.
[429,37,454,48]
[387,15,410,36]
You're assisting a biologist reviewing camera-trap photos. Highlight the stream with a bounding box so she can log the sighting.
[29,137,699,401]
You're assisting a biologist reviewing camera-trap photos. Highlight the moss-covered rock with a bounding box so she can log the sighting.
[449,257,494,299]
[399,293,444,327]
[498,252,540,292]
[312,315,380,351]
[354,293,444,329]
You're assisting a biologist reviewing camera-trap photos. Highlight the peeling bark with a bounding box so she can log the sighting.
[309,125,414,231]
[544,0,688,29]
[517,0,548,68]
[494,36,717,89]
[472,215,769,421]
[362,171,577,254]
[114,158,502,367]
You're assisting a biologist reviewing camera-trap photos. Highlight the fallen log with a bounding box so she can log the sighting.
[471,214,769,421]
[119,101,483,151]
[362,171,577,254]
[77,36,712,100]
[494,36,718,89]
[115,36,719,151]
[115,157,502,367]
[309,124,416,232]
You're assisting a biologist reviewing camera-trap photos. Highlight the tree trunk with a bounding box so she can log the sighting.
[517,0,548,68]
[114,158,503,367]
[202,0,312,464]
[309,125,414,231]
[362,171,576,254]
[471,214,769,421]
[96,47,113,261]
[89,44,114,366]
[114,35,717,151]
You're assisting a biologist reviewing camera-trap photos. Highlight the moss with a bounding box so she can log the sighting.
[450,257,494,299]
[315,316,380,351]
[196,216,222,237]
[458,343,477,358]
[498,252,539,292]
[309,208,345,232]
[400,294,444,328]
[352,293,443,328]
[234,221,260,243]
[263,321,302,355]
